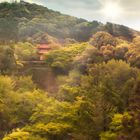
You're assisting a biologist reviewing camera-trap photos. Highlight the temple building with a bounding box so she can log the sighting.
[37,44,51,61]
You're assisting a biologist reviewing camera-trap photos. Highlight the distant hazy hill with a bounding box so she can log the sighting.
[0,2,139,42]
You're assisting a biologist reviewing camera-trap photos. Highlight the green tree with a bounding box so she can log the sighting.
[90,32,117,49]
[125,36,140,68]
[45,43,88,74]
[0,45,17,74]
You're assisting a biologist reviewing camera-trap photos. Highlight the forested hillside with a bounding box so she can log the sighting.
[0,1,140,140]
[0,2,139,43]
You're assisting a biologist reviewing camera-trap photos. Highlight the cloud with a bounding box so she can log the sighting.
[41,0,140,30]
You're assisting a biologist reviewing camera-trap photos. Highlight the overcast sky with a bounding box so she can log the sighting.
[1,0,140,30]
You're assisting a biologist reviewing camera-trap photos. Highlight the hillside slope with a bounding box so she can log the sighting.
[0,1,139,42]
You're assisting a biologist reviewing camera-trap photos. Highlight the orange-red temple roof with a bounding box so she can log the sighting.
[38,44,50,49]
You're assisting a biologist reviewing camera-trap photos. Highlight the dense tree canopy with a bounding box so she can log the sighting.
[0,2,140,139]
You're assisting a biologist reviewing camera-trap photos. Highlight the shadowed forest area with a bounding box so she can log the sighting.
[0,1,140,140]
